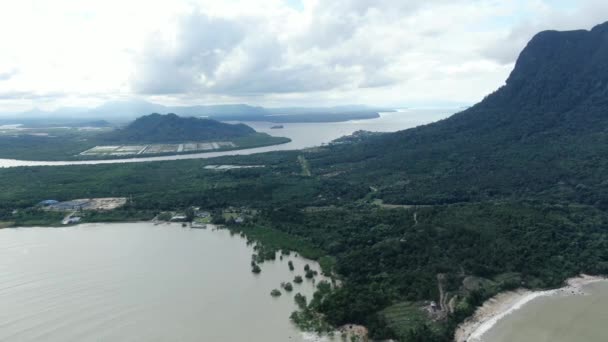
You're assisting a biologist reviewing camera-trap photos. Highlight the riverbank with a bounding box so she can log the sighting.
[455,274,608,342]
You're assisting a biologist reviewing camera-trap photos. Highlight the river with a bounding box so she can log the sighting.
[0,109,456,167]
[479,281,608,342]
[0,223,331,342]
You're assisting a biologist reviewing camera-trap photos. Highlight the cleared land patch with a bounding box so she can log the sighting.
[203,165,265,171]
[43,197,127,211]
[80,141,237,156]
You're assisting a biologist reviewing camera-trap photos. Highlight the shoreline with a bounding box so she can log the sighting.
[455,274,608,342]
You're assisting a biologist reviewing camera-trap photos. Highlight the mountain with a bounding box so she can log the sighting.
[443,20,608,135]
[100,113,256,143]
[0,100,385,123]
[312,21,608,208]
[262,21,608,339]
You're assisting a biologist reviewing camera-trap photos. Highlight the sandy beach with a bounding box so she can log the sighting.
[301,324,369,342]
[455,274,607,342]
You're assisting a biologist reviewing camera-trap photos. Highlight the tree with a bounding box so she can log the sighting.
[283,282,293,292]
[294,293,307,309]
[185,207,195,222]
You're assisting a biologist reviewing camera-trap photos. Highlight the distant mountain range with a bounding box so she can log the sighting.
[0,100,392,124]
[321,20,608,206]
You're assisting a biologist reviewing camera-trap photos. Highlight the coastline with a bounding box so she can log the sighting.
[455,274,608,342]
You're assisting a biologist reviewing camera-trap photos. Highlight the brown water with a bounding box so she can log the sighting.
[0,109,455,167]
[0,223,332,341]
[480,282,608,342]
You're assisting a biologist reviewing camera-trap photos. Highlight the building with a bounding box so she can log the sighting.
[196,211,211,218]
[62,216,81,225]
[170,215,188,222]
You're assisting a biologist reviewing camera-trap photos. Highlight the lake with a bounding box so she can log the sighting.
[0,109,456,167]
[480,281,608,342]
[0,223,331,342]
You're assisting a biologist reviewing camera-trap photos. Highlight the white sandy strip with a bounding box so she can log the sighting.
[455,274,607,342]
[301,332,335,341]
[465,289,555,341]
[301,324,369,342]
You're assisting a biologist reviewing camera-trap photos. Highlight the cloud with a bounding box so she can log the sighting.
[131,0,475,97]
[0,90,66,100]
[131,11,247,94]
[1,0,607,110]
[130,8,362,96]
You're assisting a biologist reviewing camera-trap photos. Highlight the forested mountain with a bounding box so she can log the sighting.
[270,21,608,338]
[101,113,256,143]
[309,21,608,208]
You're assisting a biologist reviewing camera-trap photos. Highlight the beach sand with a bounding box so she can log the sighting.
[454,274,607,342]
[301,324,369,342]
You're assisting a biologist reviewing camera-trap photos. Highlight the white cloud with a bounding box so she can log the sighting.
[0,69,18,81]
[0,0,606,111]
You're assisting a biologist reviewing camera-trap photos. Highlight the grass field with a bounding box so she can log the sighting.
[0,221,14,228]
[381,302,443,339]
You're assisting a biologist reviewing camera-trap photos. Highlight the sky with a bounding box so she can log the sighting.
[0,0,607,112]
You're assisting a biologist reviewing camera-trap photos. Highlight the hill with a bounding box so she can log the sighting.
[310,21,608,208]
[101,113,256,143]
[251,21,608,339]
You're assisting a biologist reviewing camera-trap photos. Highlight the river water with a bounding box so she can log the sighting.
[480,281,608,342]
[0,223,330,342]
[0,109,456,167]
